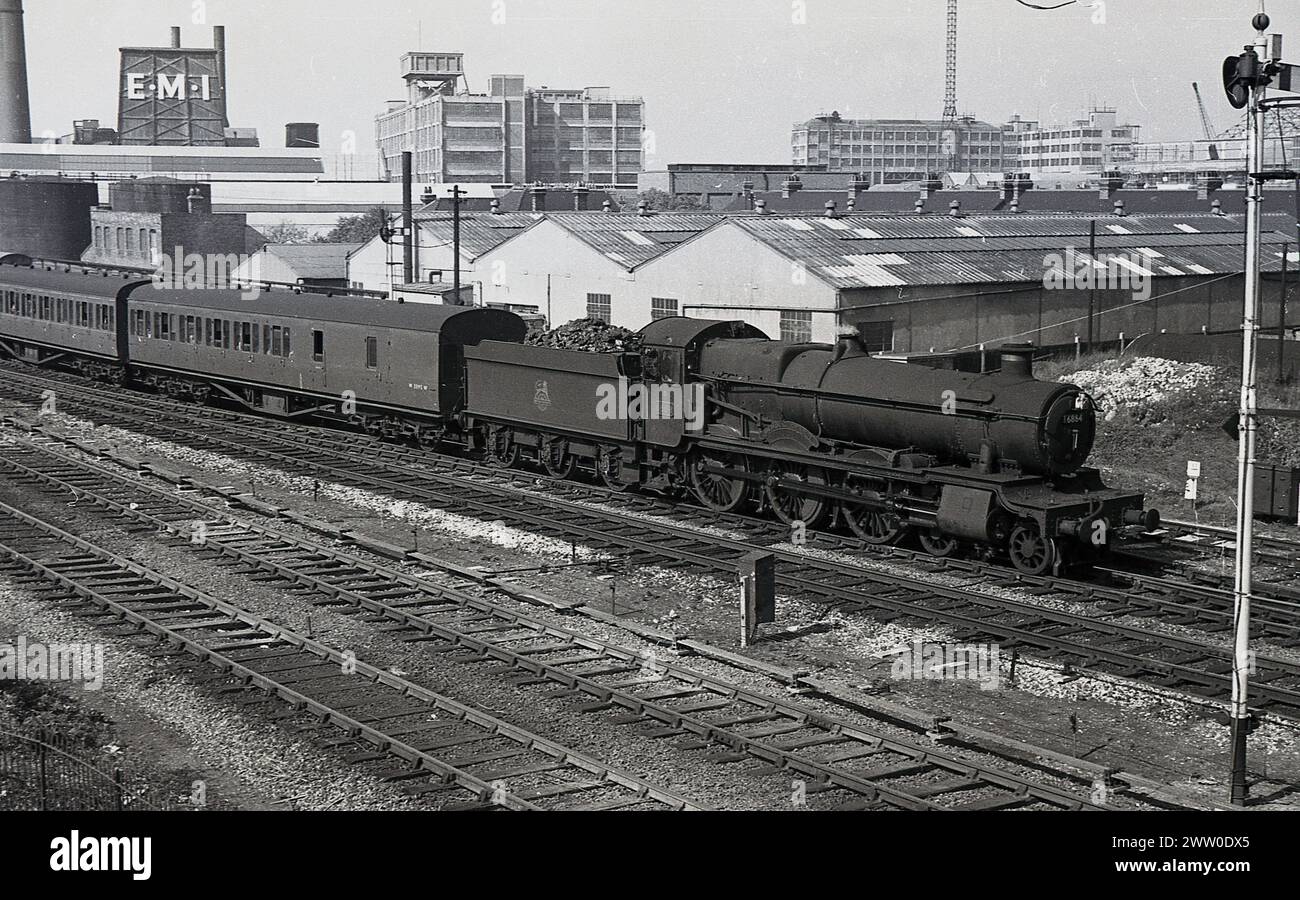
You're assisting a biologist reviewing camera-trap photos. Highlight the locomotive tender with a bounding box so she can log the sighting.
[0,258,1157,575]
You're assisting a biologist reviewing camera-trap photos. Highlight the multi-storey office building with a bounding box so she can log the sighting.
[376,52,644,187]
[791,112,1016,183]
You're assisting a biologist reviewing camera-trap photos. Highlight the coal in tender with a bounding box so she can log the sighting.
[526,317,642,353]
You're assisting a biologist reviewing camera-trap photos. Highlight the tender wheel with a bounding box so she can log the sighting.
[1008,524,1058,576]
[841,501,905,545]
[764,463,830,528]
[541,437,576,479]
[597,445,636,492]
[688,450,749,512]
[485,426,519,468]
[918,530,959,558]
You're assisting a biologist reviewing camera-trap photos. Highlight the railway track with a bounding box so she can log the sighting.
[2,365,1299,723]
[0,498,701,811]
[1144,518,1300,577]
[0,429,1181,811]
[4,360,1298,619]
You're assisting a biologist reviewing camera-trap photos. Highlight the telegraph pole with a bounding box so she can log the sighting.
[452,185,463,304]
[401,151,415,285]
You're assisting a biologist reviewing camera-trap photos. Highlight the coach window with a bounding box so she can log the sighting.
[283,328,291,357]
[271,326,283,357]
[312,329,324,362]
[126,230,136,255]
[365,336,378,370]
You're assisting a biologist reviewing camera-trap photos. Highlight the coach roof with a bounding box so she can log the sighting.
[0,263,150,300]
[131,284,523,333]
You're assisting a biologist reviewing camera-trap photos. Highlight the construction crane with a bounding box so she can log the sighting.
[940,0,960,173]
[1192,82,1219,141]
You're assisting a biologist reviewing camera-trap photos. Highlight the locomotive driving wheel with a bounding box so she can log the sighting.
[540,437,576,479]
[688,450,750,512]
[764,463,830,528]
[1008,524,1058,576]
[485,425,519,468]
[841,501,904,545]
[918,530,959,559]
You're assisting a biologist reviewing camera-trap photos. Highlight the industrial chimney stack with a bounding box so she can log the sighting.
[0,0,32,144]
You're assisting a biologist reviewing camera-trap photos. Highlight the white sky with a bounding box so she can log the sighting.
[22,0,1286,163]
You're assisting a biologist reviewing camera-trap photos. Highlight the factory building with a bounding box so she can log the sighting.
[444,210,1294,354]
[626,212,1293,352]
[345,211,542,298]
[791,112,1017,184]
[1015,108,1141,174]
[81,177,263,271]
[376,52,644,187]
[231,243,362,291]
[471,213,719,325]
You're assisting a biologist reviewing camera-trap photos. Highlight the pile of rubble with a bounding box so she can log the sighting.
[526,317,642,353]
[1062,356,1231,426]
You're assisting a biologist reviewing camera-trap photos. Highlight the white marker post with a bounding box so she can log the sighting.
[1184,460,1201,505]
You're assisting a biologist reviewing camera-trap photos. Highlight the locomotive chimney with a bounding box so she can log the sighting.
[0,0,33,144]
[999,343,1036,378]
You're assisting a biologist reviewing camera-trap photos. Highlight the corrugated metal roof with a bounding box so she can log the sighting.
[259,243,364,280]
[547,213,723,269]
[727,214,1284,289]
[414,212,543,260]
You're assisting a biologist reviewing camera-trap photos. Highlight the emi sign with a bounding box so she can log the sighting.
[124,73,215,101]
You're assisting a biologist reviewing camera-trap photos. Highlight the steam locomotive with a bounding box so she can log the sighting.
[0,258,1158,575]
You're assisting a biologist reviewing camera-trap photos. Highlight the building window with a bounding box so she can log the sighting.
[650,297,678,320]
[780,310,813,343]
[586,292,612,323]
[856,320,894,354]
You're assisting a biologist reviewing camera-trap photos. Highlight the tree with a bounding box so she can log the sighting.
[260,221,310,244]
[316,207,389,244]
[635,188,706,212]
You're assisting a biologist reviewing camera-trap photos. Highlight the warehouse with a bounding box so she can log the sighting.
[472,212,719,325]
[632,212,1297,351]
[346,211,541,297]
[231,243,362,290]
